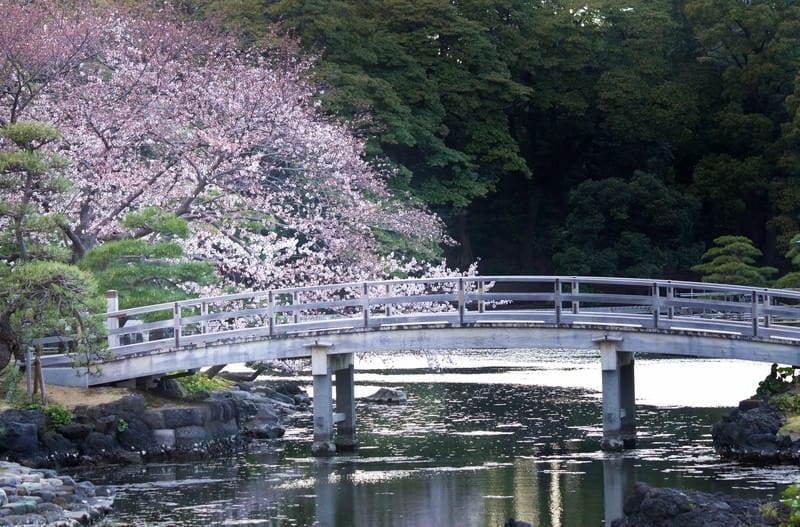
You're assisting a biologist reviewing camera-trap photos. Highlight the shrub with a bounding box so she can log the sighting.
[43,404,73,428]
[175,372,233,393]
[781,485,800,526]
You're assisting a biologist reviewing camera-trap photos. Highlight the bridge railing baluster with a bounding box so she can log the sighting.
[764,291,771,328]
[555,278,562,325]
[667,285,674,319]
[752,291,759,337]
[571,280,580,314]
[652,283,660,329]
[173,302,182,347]
[268,290,275,336]
[362,283,369,328]
[458,278,465,326]
[106,290,120,349]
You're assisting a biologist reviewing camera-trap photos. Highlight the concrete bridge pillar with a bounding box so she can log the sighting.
[595,337,636,451]
[334,361,358,451]
[308,342,357,456]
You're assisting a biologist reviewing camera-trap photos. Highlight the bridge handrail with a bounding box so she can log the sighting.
[99,276,800,352]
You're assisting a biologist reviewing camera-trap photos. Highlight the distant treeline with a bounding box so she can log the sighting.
[185,0,800,278]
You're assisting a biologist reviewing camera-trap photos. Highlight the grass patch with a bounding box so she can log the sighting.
[175,372,234,393]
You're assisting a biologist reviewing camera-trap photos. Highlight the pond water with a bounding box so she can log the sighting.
[73,349,800,526]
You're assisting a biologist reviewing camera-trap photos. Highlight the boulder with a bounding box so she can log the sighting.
[611,482,784,527]
[712,402,785,461]
[364,387,407,404]
[152,378,187,400]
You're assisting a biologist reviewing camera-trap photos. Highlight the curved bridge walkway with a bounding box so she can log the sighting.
[41,276,800,454]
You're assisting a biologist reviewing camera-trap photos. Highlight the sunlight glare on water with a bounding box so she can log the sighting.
[78,349,797,527]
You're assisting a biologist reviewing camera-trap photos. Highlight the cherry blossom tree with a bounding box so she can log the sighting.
[1,1,463,297]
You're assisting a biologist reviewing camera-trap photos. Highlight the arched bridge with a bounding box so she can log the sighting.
[40,275,800,453]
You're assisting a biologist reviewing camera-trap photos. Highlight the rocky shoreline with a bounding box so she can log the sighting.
[712,398,799,463]
[0,461,113,526]
[611,482,786,527]
[0,378,309,525]
[2,372,797,527]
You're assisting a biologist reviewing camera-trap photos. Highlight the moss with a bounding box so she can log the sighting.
[779,416,800,437]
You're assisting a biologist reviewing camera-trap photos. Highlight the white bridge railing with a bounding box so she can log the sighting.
[97,276,800,358]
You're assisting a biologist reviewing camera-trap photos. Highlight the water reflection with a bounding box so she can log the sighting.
[603,455,635,525]
[73,352,800,526]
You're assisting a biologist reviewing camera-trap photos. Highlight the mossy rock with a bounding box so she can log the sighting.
[778,415,800,442]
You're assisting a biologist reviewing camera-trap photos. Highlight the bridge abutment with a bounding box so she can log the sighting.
[597,337,636,451]
[309,343,358,456]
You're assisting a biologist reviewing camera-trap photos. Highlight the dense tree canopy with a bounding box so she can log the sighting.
[1,1,459,295]
[188,0,800,279]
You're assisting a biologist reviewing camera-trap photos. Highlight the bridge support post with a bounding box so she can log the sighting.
[596,337,636,451]
[334,359,358,451]
[308,343,357,456]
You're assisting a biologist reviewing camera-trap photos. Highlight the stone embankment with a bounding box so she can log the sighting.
[0,378,309,525]
[0,460,113,526]
[0,380,308,467]
[611,482,785,527]
[712,399,798,462]
[613,390,795,526]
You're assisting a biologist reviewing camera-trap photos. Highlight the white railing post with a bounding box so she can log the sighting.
[554,278,562,325]
[292,291,299,324]
[106,290,119,349]
[362,283,370,328]
[458,278,465,327]
[385,283,391,317]
[200,301,208,334]
[751,291,758,337]
[572,279,580,314]
[173,302,182,347]
[652,282,660,329]
[667,285,674,319]
[268,290,275,336]
[763,291,771,328]
[478,280,485,314]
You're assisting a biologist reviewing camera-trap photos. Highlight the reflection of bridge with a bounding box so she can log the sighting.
[41,276,800,454]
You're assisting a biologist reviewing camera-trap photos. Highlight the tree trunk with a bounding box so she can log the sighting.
[0,313,19,372]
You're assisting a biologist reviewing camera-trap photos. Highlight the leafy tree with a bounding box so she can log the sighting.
[553,172,702,277]
[79,209,217,309]
[691,235,777,286]
[772,75,800,249]
[684,0,800,248]
[0,261,104,372]
[2,1,458,292]
[0,120,104,371]
[0,121,70,262]
[773,234,800,289]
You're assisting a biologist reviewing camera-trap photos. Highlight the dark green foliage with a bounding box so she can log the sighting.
[757,363,796,399]
[0,260,106,372]
[553,172,702,277]
[774,234,800,288]
[691,235,777,286]
[43,404,73,428]
[110,1,800,277]
[0,121,71,263]
[80,212,217,309]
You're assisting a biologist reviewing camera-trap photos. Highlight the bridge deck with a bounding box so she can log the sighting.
[40,276,800,386]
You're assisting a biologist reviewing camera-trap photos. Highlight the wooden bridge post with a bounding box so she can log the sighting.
[106,290,119,349]
[595,336,636,451]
